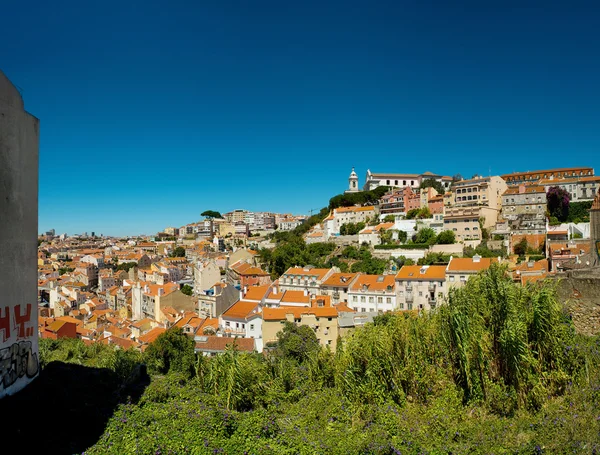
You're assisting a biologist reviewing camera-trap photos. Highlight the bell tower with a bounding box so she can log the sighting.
[345,167,359,193]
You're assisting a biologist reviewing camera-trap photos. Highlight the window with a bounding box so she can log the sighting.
[328,317,332,321]
[361,308,366,312]
[360,296,366,303]
[449,276,455,282]
[250,324,254,330]
[418,291,423,297]
[225,321,230,327]
[399,302,404,309]
[377,297,383,303]
[386,297,391,304]
[387,180,390,185]
[352,296,357,302]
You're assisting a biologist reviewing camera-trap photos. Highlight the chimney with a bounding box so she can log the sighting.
[243,285,248,296]
[303,288,308,296]
[158,288,164,296]
[273,285,278,295]
[473,254,481,263]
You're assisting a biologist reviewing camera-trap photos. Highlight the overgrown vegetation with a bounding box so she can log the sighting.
[47,265,599,454]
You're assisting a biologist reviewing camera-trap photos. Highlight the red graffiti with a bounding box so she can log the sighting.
[0,304,34,343]
[14,304,33,339]
[0,307,10,343]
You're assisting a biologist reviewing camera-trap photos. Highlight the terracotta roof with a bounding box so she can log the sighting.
[321,272,359,287]
[503,185,546,195]
[138,327,166,344]
[243,285,270,301]
[221,300,259,320]
[262,305,338,320]
[334,302,356,313]
[514,259,548,273]
[396,265,446,281]
[283,267,331,280]
[45,320,70,333]
[195,336,255,353]
[56,316,84,327]
[99,335,138,350]
[447,257,495,272]
[230,260,269,276]
[335,205,376,214]
[349,274,395,291]
[280,290,311,304]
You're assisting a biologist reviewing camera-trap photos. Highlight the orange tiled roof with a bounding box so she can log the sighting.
[335,205,376,213]
[138,327,167,344]
[195,336,255,353]
[349,274,395,291]
[447,257,495,272]
[280,290,311,304]
[243,285,270,301]
[322,272,358,287]
[262,305,338,321]
[221,300,259,320]
[396,265,446,280]
[283,267,331,280]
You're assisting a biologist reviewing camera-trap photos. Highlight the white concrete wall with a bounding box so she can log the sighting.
[0,70,40,397]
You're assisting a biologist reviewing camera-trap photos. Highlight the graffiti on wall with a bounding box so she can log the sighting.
[0,341,39,389]
[0,304,39,390]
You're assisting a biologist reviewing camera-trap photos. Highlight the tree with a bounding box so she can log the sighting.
[273,321,320,363]
[181,284,193,296]
[201,210,222,219]
[415,227,436,244]
[144,327,195,377]
[383,215,396,223]
[170,246,186,258]
[546,186,570,222]
[420,178,445,195]
[513,238,528,256]
[397,230,408,243]
[436,230,456,245]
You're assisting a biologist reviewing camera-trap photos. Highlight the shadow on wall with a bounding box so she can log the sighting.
[0,361,150,455]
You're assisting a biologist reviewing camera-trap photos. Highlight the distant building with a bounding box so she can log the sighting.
[363,169,452,192]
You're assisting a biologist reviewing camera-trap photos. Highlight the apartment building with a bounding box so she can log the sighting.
[446,255,496,289]
[443,176,507,242]
[395,265,447,311]
[501,185,547,234]
[347,274,397,313]
[278,266,337,296]
[319,272,359,304]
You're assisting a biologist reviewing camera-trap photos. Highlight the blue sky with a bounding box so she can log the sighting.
[2,0,600,236]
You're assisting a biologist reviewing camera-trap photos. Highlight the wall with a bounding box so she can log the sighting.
[553,270,600,336]
[0,70,40,397]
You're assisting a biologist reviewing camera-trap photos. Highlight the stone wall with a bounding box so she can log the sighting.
[553,269,600,336]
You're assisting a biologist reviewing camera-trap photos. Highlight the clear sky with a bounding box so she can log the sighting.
[2,0,600,236]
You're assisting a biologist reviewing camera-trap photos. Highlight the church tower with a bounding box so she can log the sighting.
[591,190,600,267]
[345,167,359,193]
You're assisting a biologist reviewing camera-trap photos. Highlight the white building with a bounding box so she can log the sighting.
[348,274,397,313]
[395,265,447,311]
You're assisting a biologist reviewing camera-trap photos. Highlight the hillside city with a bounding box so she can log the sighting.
[37,166,600,352]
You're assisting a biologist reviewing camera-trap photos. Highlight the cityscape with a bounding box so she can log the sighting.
[2,2,600,454]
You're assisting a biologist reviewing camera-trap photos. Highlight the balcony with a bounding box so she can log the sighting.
[406,293,414,303]
[405,284,413,292]
[332,292,340,299]
[428,283,436,292]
